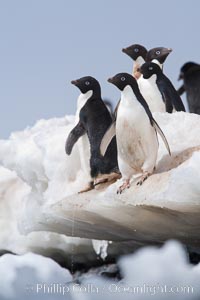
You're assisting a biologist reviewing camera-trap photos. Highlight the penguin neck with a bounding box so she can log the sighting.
[77,90,93,111]
[136,56,145,66]
[152,59,163,70]
[121,85,140,106]
[120,85,152,120]
[133,56,146,79]
[146,74,158,85]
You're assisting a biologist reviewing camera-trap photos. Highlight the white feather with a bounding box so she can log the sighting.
[138,74,165,113]
[116,85,158,180]
[152,59,163,69]
[75,90,93,179]
[76,90,93,118]
[100,122,116,156]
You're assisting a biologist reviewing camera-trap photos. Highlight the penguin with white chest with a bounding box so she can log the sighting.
[65,76,120,193]
[140,62,185,113]
[123,44,173,112]
[101,73,171,194]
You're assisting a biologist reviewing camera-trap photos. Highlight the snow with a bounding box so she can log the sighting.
[0,166,97,266]
[92,240,110,260]
[0,252,72,300]
[1,241,200,300]
[0,112,200,259]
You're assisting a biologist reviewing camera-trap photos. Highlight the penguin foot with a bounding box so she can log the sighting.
[136,172,149,186]
[78,181,94,194]
[117,180,130,194]
[94,172,121,187]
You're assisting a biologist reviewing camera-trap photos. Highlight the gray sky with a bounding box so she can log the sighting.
[0,0,199,138]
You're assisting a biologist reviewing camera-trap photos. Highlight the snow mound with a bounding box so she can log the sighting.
[1,241,200,300]
[0,166,98,266]
[0,112,200,257]
[0,252,72,300]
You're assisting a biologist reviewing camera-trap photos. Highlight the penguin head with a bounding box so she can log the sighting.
[178,62,199,80]
[108,73,138,91]
[146,47,172,64]
[71,76,100,94]
[122,44,147,61]
[139,62,162,79]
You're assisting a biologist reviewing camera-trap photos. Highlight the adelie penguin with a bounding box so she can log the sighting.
[140,47,173,112]
[178,62,200,114]
[65,76,120,193]
[122,44,147,79]
[146,47,172,69]
[122,44,172,79]
[100,73,171,194]
[139,62,185,113]
[122,44,173,112]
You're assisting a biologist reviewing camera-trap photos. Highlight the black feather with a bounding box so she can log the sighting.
[65,121,86,155]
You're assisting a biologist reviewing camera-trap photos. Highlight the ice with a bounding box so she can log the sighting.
[92,240,109,260]
[83,240,200,300]
[1,241,200,300]
[0,112,200,260]
[0,166,97,266]
[0,252,72,300]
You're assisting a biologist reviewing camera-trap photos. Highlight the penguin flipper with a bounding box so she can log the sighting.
[113,100,120,121]
[177,85,185,96]
[161,91,173,113]
[163,88,185,112]
[173,96,186,112]
[100,122,116,156]
[65,121,86,155]
[152,118,171,156]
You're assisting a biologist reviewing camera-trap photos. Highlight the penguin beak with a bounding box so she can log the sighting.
[71,79,79,86]
[107,77,114,84]
[161,48,173,57]
[122,47,131,56]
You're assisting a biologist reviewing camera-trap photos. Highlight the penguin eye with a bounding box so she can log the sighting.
[85,81,90,86]
[121,77,126,81]
[149,66,153,71]
[156,50,161,55]
[134,48,139,52]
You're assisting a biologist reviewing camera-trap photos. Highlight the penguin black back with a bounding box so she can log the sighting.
[178,62,200,114]
[66,76,118,178]
[140,62,185,113]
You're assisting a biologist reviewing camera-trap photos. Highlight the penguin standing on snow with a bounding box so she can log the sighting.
[101,73,171,194]
[122,44,173,112]
[65,76,120,193]
[139,62,185,113]
[178,62,200,114]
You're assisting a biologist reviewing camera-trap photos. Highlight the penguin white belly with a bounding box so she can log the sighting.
[75,91,93,179]
[138,76,165,113]
[77,134,91,178]
[116,86,158,179]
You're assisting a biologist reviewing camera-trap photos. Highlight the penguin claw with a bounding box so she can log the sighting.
[136,173,149,186]
[78,182,94,193]
[94,172,121,187]
[117,180,130,194]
